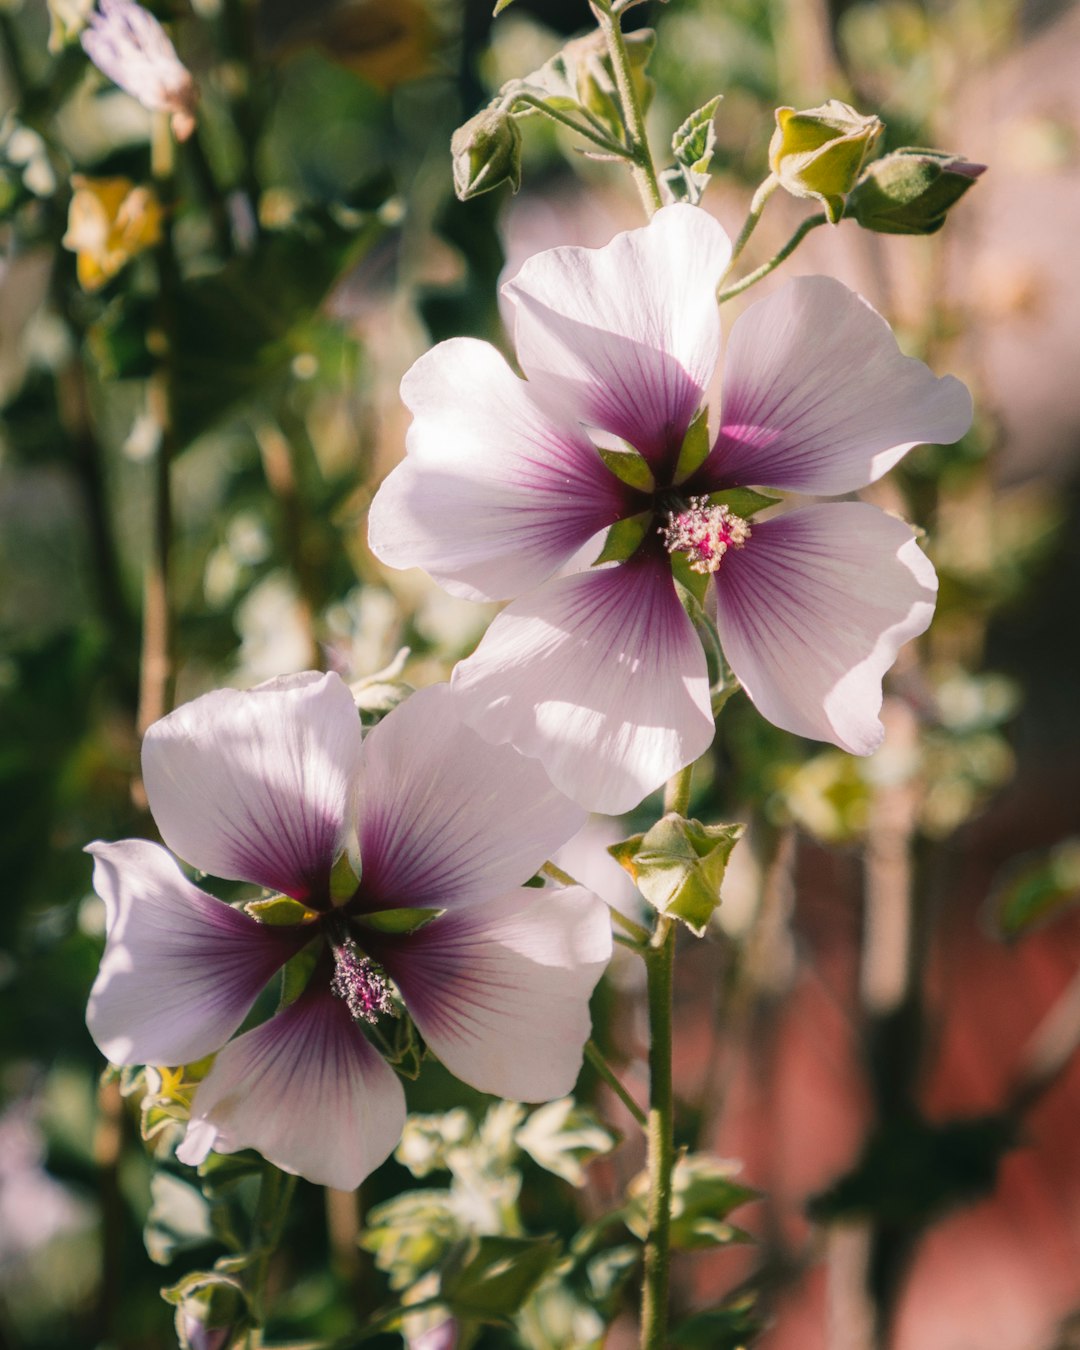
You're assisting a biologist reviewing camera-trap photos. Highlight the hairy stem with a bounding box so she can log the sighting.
[723,175,779,276]
[593,0,663,216]
[586,1038,647,1130]
[717,211,828,304]
[640,914,676,1348]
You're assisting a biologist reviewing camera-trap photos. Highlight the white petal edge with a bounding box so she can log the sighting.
[177,980,406,1191]
[378,885,611,1101]
[451,556,713,815]
[142,671,362,902]
[712,502,938,753]
[86,839,298,1066]
[706,276,973,494]
[505,204,732,470]
[355,684,585,909]
[369,338,629,603]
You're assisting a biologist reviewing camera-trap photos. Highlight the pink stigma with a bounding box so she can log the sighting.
[330,940,395,1025]
[660,496,751,574]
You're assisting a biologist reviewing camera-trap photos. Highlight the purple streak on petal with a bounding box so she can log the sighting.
[86,839,301,1067]
[712,502,938,753]
[177,977,406,1190]
[370,338,633,602]
[355,684,585,911]
[372,885,611,1101]
[505,204,731,477]
[451,554,713,814]
[691,276,973,496]
[142,671,362,901]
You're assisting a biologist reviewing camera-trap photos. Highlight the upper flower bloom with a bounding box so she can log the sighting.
[81,0,198,142]
[86,676,609,1191]
[369,204,973,814]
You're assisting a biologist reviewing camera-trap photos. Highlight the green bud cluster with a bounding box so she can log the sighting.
[769,99,883,223]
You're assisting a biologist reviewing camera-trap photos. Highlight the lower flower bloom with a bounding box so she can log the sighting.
[86,676,610,1190]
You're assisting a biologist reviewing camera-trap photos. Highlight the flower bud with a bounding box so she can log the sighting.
[450,105,522,201]
[769,99,883,223]
[847,148,986,235]
[62,175,163,291]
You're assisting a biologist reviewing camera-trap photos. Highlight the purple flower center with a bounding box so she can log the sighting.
[330,938,395,1026]
[660,497,751,574]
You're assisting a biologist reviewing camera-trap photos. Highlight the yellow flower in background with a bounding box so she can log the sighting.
[62,174,162,291]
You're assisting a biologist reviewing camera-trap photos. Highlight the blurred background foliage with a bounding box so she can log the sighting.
[1,0,1080,1347]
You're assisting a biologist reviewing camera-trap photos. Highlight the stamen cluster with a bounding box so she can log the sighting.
[330,939,395,1025]
[660,497,751,574]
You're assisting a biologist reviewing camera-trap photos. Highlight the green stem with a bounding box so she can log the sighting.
[640,915,676,1349]
[510,92,633,158]
[723,174,778,276]
[593,0,663,216]
[586,1039,648,1130]
[664,762,694,818]
[717,211,828,304]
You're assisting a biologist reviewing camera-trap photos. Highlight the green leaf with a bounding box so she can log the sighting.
[243,894,319,925]
[674,406,711,482]
[624,1154,758,1250]
[144,1172,215,1266]
[598,443,655,491]
[493,0,516,12]
[440,1234,562,1322]
[707,487,780,518]
[515,1098,619,1186]
[665,95,723,204]
[355,906,445,935]
[670,1300,765,1349]
[993,838,1080,938]
[592,512,652,566]
[609,814,745,935]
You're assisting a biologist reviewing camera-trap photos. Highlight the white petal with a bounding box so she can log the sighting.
[177,980,406,1191]
[378,886,611,1101]
[712,503,938,753]
[506,204,732,474]
[451,556,713,815]
[142,671,362,902]
[369,338,630,602]
[355,684,585,908]
[701,276,973,494]
[86,840,298,1066]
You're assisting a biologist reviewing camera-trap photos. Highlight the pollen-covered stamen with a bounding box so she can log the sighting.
[330,938,395,1026]
[660,496,751,574]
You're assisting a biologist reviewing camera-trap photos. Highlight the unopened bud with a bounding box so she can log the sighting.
[451,106,522,201]
[769,99,883,223]
[847,148,986,235]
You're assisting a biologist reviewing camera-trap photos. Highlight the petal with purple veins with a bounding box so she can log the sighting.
[697,276,972,495]
[369,338,630,603]
[711,502,937,753]
[451,555,713,815]
[505,204,732,474]
[86,839,300,1067]
[375,885,611,1102]
[142,671,362,902]
[177,978,406,1191]
[355,684,585,910]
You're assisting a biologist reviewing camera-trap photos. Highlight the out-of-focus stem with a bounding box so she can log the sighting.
[593,0,663,216]
[586,1038,648,1129]
[640,914,675,1349]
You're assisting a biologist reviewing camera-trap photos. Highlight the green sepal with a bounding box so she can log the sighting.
[493,0,516,13]
[706,486,780,518]
[674,406,711,483]
[624,1153,758,1250]
[330,848,362,904]
[598,443,655,491]
[609,813,745,935]
[243,894,319,925]
[593,512,652,566]
[439,1234,562,1322]
[355,906,445,935]
[278,942,318,1009]
[669,550,710,610]
[161,1269,250,1350]
[451,105,523,201]
[847,148,985,236]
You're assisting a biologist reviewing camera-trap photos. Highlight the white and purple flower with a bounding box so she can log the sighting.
[369,204,973,814]
[81,0,198,142]
[86,676,610,1191]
